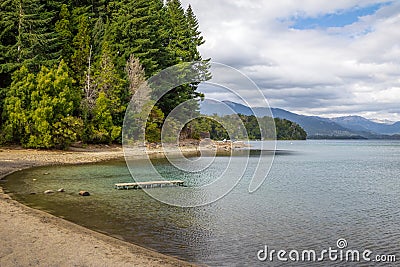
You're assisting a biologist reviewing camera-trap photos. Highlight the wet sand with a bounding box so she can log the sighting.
[0,146,198,267]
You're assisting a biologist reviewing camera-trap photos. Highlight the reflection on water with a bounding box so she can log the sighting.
[3,140,400,266]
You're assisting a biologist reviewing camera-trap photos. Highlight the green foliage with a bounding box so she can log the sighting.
[0,0,209,147]
[71,15,91,85]
[0,0,60,90]
[145,106,165,143]
[2,60,82,149]
[55,4,74,64]
[82,41,126,144]
[88,92,121,143]
[110,0,162,77]
[153,1,209,118]
[185,5,205,61]
[164,0,191,64]
[53,116,84,149]
[182,115,307,141]
[275,118,307,140]
[2,65,35,143]
[186,117,229,140]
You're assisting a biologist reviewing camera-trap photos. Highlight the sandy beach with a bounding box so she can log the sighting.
[0,146,198,267]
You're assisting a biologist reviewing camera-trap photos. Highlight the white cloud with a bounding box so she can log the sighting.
[181,0,400,120]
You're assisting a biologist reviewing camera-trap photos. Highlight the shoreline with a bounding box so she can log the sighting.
[0,146,199,267]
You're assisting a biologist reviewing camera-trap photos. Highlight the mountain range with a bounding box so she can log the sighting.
[199,100,400,139]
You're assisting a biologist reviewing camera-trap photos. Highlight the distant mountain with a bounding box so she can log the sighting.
[220,100,253,116]
[199,99,400,139]
[200,100,355,137]
[331,116,400,135]
[269,108,357,137]
[370,118,396,125]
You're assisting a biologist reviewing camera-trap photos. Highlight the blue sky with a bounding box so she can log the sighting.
[292,2,391,29]
[181,0,400,121]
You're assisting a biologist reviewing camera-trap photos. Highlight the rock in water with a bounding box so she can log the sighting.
[79,191,90,196]
[44,190,55,194]
[57,188,65,192]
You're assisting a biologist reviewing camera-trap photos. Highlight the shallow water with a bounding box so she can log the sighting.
[3,140,400,266]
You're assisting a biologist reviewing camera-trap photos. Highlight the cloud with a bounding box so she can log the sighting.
[181,0,400,120]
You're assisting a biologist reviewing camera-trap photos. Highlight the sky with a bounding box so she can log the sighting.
[180,0,400,121]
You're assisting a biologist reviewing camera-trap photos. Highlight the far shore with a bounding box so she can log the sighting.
[0,145,199,267]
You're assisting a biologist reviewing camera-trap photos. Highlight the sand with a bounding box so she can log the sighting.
[0,146,198,267]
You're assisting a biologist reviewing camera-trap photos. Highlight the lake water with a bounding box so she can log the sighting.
[3,140,400,266]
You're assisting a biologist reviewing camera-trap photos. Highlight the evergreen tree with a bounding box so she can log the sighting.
[85,41,125,143]
[90,91,121,143]
[164,0,191,63]
[55,4,74,64]
[0,0,17,88]
[154,0,207,117]
[2,65,36,143]
[93,41,126,119]
[92,17,106,57]
[110,0,163,77]
[3,60,82,148]
[71,15,91,87]
[28,60,82,148]
[185,4,204,61]
[0,0,61,90]
[91,0,112,20]
[0,0,210,145]
[0,0,58,72]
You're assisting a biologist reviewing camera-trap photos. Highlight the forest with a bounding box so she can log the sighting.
[183,115,307,141]
[0,0,306,149]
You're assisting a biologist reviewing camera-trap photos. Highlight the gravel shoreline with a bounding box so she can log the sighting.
[0,146,198,267]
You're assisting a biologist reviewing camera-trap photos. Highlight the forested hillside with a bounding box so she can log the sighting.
[0,0,205,148]
[183,115,307,141]
[0,0,307,148]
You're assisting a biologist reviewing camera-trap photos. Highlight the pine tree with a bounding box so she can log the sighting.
[28,60,81,148]
[84,41,125,143]
[0,0,210,145]
[154,0,208,117]
[185,5,205,61]
[71,15,91,87]
[2,65,36,143]
[0,0,61,90]
[92,17,106,57]
[90,91,120,143]
[93,41,126,117]
[164,0,191,63]
[3,60,82,148]
[55,4,73,64]
[1,0,58,72]
[91,0,111,20]
[110,0,163,77]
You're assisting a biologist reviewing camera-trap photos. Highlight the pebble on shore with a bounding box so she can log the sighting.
[79,191,90,196]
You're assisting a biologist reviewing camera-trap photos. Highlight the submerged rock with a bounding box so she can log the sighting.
[57,188,65,193]
[79,191,90,196]
[44,190,54,194]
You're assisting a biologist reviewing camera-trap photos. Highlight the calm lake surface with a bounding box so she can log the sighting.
[3,140,400,266]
